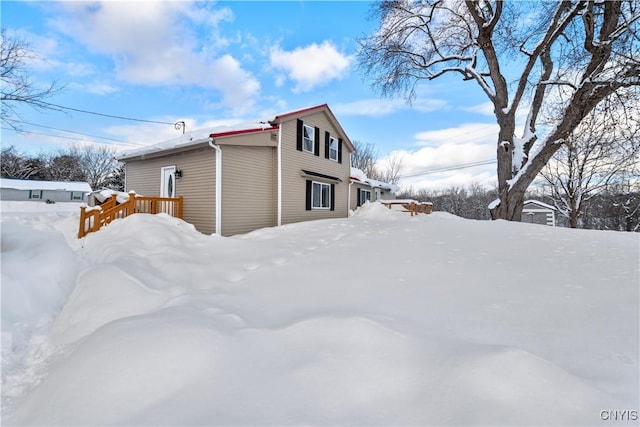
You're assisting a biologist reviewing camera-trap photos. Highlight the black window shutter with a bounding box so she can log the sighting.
[314,127,320,156]
[357,188,361,207]
[330,184,335,211]
[324,132,330,159]
[296,119,303,151]
[338,139,343,164]
[305,180,312,210]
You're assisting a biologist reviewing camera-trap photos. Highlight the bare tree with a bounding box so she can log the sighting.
[66,145,118,190]
[358,1,640,221]
[1,28,63,129]
[379,150,404,184]
[540,98,640,228]
[0,145,46,179]
[351,140,380,178]
[45,153,87,182]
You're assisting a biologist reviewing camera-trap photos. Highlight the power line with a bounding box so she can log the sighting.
[2,126,145,147]
[399,159,496,178]
[8,120,135,144]
[37,100,176,125]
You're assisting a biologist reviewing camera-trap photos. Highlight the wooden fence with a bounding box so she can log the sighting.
[78,193,183,238]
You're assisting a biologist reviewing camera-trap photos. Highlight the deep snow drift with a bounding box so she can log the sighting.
[1,201,638,426]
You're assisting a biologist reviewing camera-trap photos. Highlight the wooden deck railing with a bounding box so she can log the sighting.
[382,201,433,216]
[78,193,183,238]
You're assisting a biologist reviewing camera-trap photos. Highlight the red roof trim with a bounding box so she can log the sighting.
[210,126,277,139]
[271,103,329,122]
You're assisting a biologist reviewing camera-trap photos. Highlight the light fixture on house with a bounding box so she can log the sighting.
[175,169,183,179]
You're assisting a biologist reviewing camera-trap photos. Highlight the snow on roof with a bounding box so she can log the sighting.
[350,167,400,193]
[523,199,556,211]
[117,121,275,160]
[350,167,368,183]
[0,178,92,192]
[117,104,357,161]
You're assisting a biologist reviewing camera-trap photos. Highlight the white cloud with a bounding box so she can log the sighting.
[462,101,495,116]
[375,123,500,192]
[50,1,258,114]
[333,99,406,117]
[269,41,352,93]
[413,122,499,147]
[67,81,120,96]
[333,97,449,117]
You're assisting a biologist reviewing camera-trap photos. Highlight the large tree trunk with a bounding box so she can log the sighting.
[491,189,525,221]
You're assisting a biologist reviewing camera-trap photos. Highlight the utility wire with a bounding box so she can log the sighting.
[2,127,145,147]
[37,100,176,125]
[399,159,496,178]
[8,120,134,144]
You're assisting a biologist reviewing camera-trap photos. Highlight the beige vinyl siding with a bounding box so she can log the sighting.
[125,147,216,234]
[216,130,277,147]
[280,111,353,225]
[220,145,277,236]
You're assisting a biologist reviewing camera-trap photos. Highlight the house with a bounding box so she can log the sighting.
[521,199,557,226]
[0,178,91,203]
[349,167,399,211]
[117,104,356,236]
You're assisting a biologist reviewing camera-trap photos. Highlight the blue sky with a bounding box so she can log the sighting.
[2,1,501,191]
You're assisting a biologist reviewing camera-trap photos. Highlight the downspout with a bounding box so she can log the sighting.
[277,123,282,226]
[348,180,353,214]
[208,137,222,235]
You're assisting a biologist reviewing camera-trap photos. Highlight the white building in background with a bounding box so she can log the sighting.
[0,178,91,203]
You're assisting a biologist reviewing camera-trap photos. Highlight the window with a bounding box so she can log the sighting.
[312,181,331,209]
[29,190,42,200]
[303,124,315,153]
[329,136,338,161]
[358,189,371,206]
[71,191,84,201]
[297,120,319,156]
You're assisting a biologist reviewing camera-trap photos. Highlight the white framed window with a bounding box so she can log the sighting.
[71,191,84,201]
[303,124,315,153]
[312,181,331,209]
[329,136,338,161]
[29,190,43,200]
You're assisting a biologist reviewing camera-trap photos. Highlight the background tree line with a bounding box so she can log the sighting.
[397,182,639,233]
[1,144,124,191]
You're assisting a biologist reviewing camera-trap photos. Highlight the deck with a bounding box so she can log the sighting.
[78,193,183,238]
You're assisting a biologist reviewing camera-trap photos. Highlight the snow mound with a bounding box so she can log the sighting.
[350,201,405,220]
[1,220,78,410]
[2,206,638,425]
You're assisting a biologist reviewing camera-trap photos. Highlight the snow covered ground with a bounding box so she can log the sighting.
[1,201,638,426]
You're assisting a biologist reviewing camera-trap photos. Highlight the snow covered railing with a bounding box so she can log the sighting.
[78,193,183,238]
[381,200,433,216]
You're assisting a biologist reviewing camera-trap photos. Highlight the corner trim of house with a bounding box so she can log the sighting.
[208,137,222,235]
[277,123,282,227]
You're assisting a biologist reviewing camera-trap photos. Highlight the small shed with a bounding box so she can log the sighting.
[522,199,556,226]
[0,178,92,203]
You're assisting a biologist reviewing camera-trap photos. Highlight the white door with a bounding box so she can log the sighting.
[161,166,176,198]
